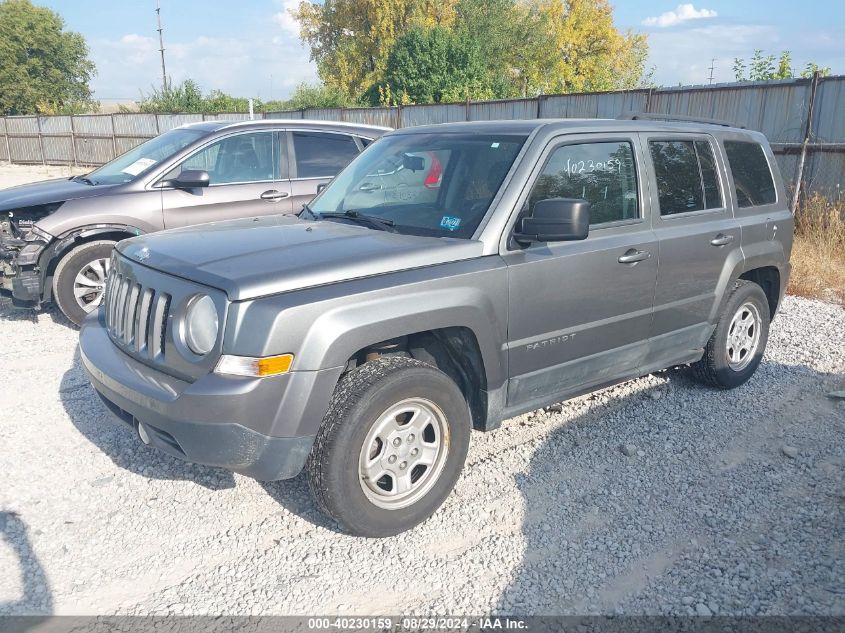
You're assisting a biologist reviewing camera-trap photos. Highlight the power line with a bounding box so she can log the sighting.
[156,0,168,90]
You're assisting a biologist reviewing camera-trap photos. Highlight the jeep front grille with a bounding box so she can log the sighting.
[105,272,171,360]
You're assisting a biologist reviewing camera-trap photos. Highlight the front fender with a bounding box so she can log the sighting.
[224,258,509,390]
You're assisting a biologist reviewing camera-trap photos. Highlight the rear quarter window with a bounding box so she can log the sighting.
[724,141,776,207]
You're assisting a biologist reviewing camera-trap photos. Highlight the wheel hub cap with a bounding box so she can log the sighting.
[358,397,450,510]
[73,257,111,312]
[726,301,761,371]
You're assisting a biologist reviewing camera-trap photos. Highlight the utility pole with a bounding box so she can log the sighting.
[156,0,168,90]
[708,58,716,85]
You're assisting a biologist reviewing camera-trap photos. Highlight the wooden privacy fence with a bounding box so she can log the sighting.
[1,75,843,202]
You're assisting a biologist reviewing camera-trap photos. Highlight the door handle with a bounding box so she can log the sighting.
[358,182,382,192]
[617,249,651,264]
[260,190,291,201]
[710,233,735,246]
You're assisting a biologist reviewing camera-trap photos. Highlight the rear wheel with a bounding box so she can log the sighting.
[307,356,471,537]
[692,280,770,389]
[52,240,115,326]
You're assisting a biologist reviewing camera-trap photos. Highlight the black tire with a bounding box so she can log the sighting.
[52,240,116,327]
[692,280,770,389]
[307,356,471,537]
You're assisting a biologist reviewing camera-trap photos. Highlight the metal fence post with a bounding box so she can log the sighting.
[791,72,821,214]
[36,116,46,165]
[70,115,78,167]
[110,114,118,161]
[2,117,10,164]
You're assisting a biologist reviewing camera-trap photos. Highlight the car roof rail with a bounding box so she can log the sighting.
[618,111,745,129]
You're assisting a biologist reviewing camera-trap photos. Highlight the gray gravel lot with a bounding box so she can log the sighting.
[0,167,843,617]
[1,297,842,616]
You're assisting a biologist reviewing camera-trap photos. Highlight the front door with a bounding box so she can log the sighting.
[161,130,292,228]
[501,135,658,409]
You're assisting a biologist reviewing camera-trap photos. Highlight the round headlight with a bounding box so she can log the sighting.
[184,294,218,355]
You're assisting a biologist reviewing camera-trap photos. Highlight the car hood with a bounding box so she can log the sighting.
[0,178,119,213]
[118,215,484,300]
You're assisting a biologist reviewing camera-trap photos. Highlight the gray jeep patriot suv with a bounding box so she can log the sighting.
[79,117,793,537]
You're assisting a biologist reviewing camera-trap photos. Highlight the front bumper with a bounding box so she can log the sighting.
[0,234,46,306]
[79,311,318,481]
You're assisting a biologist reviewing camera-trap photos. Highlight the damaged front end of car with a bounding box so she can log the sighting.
[0,203,62,307]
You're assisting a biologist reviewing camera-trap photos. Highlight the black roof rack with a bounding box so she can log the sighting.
[618,112,744,129]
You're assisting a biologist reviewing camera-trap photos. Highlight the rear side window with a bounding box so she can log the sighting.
[528,141,639,225]
[724,141,776,207]
[649,139,723,215]
[293,131,359,178]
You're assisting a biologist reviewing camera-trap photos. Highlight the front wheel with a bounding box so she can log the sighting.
[692,280,771,389]
[307,356,471,537]
[52,240,115,327]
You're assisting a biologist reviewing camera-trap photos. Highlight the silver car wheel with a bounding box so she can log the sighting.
[726,301,761,371]
[73,257,111,312]
[358,397,450,510]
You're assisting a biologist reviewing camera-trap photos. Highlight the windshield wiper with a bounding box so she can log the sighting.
[318,210,396,233]
[72,175,97,186]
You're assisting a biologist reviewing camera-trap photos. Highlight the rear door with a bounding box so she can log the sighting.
[501,134,658,408]
[643,133,740,367]
[160,130,292,228]
[287,130,363,212]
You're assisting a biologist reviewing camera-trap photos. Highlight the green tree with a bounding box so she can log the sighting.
[137,80,264,113]
[800,62,831,78]
[774,51,793,79]
[732,50,832,82]
[733,58,746,82]
[749,49,775,81]
[376,26,492,104]
[0,0,96,115]
[294,0,453,99]
[269,82,353,110]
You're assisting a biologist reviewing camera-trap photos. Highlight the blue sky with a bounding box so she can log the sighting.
[38,0,845,101]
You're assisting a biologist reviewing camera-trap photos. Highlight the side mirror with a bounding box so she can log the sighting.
[170,169,210,189]
[514,198,590,243]
[402,153,425,172]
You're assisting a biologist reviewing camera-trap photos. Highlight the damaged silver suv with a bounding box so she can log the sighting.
[80,117,793,536]
[0,119,388,325]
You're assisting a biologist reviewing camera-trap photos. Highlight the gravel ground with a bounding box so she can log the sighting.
[0,166,843,617]
[0,163,88,189]
[0,297,842,616]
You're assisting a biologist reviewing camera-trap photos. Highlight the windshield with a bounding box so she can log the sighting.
[86,127,207,185]
[309,132,527,238]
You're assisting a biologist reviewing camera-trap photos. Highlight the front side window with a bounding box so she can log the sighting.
[164,131,276,185]
[649,139,723,216]
[310,132,527,238]
[528,141,639,225]
[293,132,359,178]
[724,141,776,207]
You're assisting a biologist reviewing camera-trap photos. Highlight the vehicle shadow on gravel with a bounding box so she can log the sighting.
[0,511,53,616]
[0,298,77,329]
[496,362,845,615]
[59,347,237,491]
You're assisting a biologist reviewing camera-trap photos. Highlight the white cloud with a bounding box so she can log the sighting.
[272,0,301,37]
[643,4,718,28]
[88,28,317,101]
[646,24,779,86]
